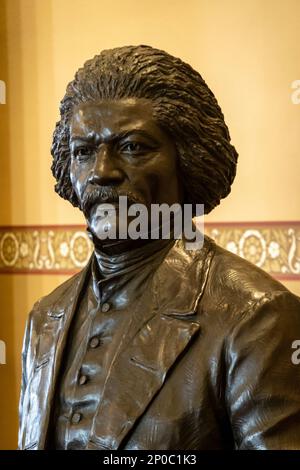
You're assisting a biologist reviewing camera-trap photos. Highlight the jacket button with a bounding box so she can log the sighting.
[78,374,88,385]
[101,302,110,313]
[89,336,100,349]
[71,412,82,424]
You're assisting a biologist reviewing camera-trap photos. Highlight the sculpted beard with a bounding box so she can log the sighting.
[80,186,146,217]
[81,186,147,241]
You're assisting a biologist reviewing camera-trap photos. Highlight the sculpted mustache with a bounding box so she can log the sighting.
[81,187,145,213]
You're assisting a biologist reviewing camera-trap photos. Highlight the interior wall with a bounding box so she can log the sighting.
[0,0,299,449]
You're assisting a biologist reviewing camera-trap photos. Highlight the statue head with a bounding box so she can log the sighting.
[51,45,238,219]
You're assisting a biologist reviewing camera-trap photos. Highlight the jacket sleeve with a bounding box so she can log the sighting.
[225,290,300,449]
[18,305,38,449]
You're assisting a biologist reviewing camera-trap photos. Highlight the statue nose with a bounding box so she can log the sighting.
[88,145,125,186]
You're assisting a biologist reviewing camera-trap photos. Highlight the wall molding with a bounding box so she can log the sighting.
[0,222,299,279]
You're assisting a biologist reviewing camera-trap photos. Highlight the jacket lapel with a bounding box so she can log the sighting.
[21,258,92,450]
[87,236,214,450]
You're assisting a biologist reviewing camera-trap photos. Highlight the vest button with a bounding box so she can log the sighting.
[101,302,110,313]
[71,412,82,424]
[89,336,100,349]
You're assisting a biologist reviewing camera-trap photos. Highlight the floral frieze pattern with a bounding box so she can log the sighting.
[205,222,300,280]
[0,222,299,279]
[0,227,93,273]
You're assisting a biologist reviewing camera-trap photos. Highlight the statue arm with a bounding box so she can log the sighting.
[225,290,300,450]
[18,305,39,450]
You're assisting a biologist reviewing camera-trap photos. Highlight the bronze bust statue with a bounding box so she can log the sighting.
[18,45,300,450]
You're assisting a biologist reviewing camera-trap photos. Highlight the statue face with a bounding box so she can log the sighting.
[69,98,183,240]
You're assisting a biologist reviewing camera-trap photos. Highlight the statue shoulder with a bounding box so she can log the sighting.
[198,239,300,327]
[28,263,91,326]
[207,241,288,298]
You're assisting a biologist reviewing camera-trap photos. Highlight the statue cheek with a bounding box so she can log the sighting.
[69,167,84,201]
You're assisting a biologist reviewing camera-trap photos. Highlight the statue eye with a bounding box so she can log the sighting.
[120,142,145,154]
[73,147,94,159]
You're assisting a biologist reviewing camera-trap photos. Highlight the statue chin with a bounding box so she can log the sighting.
[89,209,119,241]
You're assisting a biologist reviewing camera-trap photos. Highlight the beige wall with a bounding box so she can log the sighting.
[0,0,299,449]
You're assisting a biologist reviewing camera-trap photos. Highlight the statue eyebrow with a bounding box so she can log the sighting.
[70,129,160,145]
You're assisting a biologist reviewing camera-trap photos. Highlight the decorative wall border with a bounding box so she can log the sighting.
[0,222,299,280]
[205,221,300,280]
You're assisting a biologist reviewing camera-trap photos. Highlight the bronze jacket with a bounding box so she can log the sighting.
[18,236,300,450]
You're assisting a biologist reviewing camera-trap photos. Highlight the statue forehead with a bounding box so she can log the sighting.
[70,98,164,137]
